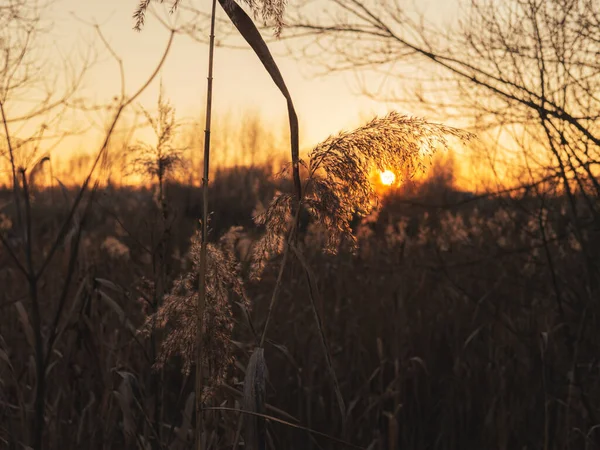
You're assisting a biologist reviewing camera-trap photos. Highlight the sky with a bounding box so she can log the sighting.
[42,1,370,151]
[37,0,459,156]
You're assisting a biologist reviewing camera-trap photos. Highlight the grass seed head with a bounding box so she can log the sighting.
[143,227,248,397]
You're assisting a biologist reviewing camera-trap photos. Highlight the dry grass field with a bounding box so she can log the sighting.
[1,159,598,449]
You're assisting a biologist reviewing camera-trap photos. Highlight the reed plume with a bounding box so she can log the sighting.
[134,0,287,36]
[253,112,474,261]
[143,226,248,397]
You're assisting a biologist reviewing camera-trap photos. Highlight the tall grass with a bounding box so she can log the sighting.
[3,161,599,448]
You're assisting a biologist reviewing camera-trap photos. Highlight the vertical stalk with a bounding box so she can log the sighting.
[21,170,44,450]
[196,0,217,448]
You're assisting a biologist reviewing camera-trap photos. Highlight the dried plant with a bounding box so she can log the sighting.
[143,226,248,396]
[249,113,473,425]
[134,0,287,36]
[251,190,293,278]
[127,85,185,190]
[253,112,474,269]
[303,112,473,252]
[234,0,287,37]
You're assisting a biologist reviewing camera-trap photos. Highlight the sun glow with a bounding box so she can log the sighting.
[379,170,396,186]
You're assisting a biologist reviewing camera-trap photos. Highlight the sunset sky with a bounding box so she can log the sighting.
[40,0,460,159]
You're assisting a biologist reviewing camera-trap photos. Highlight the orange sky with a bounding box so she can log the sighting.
[3,0,494,189]
[41,0,460,145]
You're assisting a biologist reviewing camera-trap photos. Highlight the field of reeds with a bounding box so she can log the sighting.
[1,157,599,449]
[2,0,599,448]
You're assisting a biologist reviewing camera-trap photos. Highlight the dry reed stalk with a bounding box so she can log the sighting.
[242,348,268,450]
[195,2,218,448]
[290,243,346,420]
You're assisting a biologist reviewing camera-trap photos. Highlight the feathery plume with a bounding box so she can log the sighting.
[134,0,287,36]
[253,112,473,260]
[142,226,248,398]
[304,112,473,251]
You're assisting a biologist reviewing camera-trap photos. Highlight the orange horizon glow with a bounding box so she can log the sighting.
[1,0,506,197]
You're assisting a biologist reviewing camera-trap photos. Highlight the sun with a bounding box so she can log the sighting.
[379,170,396,186]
